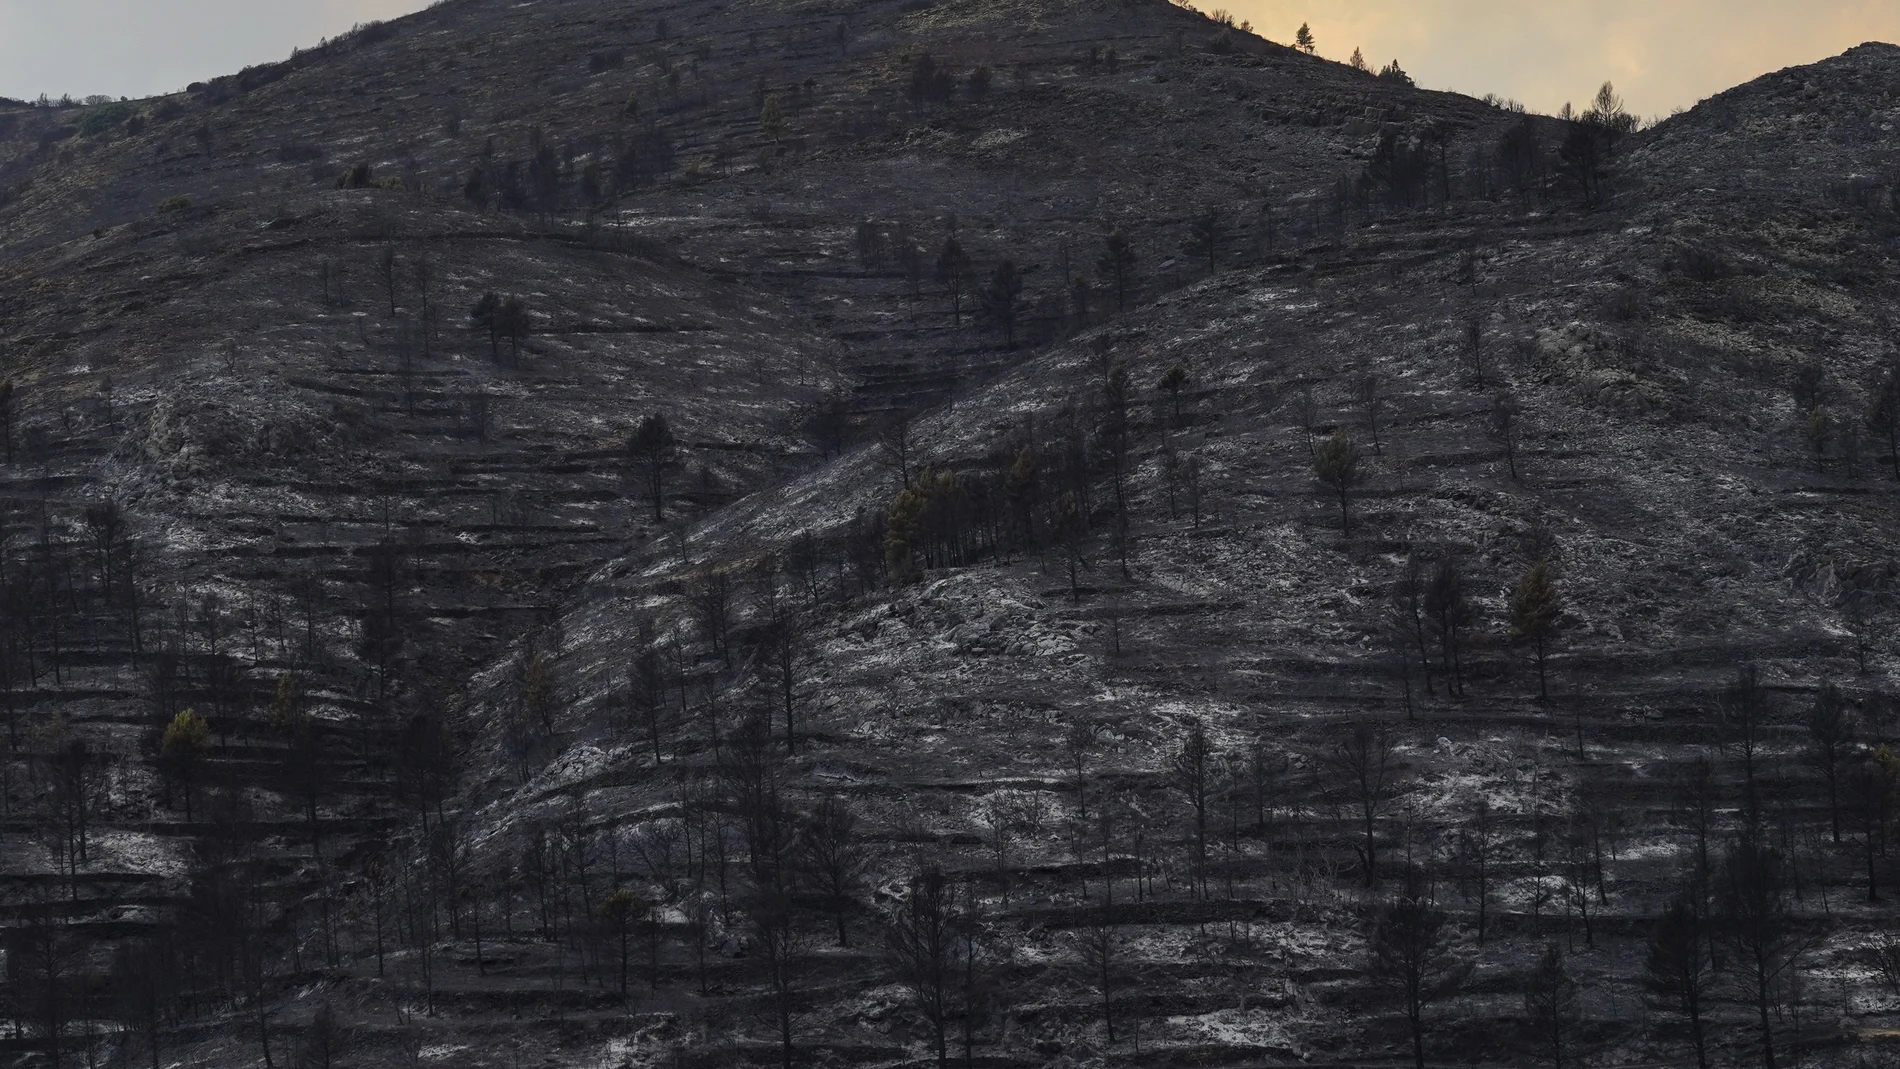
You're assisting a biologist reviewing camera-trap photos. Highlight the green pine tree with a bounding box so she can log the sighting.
[160,708,210,820]
[1509,559,1563,700]
[1004,445,1040,550]
[1157,364,1190,425]
[760,93,786,144]
[1313,430,1363,537]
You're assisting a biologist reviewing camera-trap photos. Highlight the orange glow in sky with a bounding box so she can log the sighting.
[1223,1,1900,117]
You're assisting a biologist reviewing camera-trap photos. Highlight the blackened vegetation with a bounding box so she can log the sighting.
[906,54,961,109]
[462,128,677,213]
[1356,81,1635,213]
[0,0,1899,1067]
[1363,126,1444,211]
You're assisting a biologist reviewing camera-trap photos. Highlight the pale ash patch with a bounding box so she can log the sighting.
[1164,1007,1304,1054]
[90,828,192,879]
[972,128,1028,151]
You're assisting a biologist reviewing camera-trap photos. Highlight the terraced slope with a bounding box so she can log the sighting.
[0,2,1533,1064]
[1,2,1898,1068]
[478,204,1899,1066]
[0,0,1515,943]
[416,40,1900,1069]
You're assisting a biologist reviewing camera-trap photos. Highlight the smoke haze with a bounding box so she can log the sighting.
[1226,0,1900,117]
[2,0,1896,115]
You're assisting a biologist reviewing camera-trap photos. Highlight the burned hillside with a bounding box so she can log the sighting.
[1,2,1899,1068]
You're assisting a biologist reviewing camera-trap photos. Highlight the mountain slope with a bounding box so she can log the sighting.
[439,32,1900,1069]
[1,3,1897,1069]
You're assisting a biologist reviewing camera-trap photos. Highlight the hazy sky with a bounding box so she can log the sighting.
[3,0,1897,115]
[0,0,430,101]
[1230,0,1900,117]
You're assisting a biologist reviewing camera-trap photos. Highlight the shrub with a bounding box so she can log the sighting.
[760,94,786,143]
[342,20,396,48]
[157,196,191,213]
[234,63,286,92]
[159,708,210,818]
[76,101,137,137]
[1669,242,1741,283]
[907,53,957,106]
[1313,430,1364,536]
[335,161,374,188]
[1377,60,1415,87]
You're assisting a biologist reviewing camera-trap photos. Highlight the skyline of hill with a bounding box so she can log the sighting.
[0,2,1897,1067]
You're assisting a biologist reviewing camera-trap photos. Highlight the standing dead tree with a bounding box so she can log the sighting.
[1716,837,1806,1069]
[1064,719,1097,822]
[628,414,678,524]
[886,866,962,1069]
[1424,555,1475,698]
[1354,365,1386,456]
[1367,895,1470,1069]
[1846,754,1892,901]
[628,618,669,762]
[1074,918,1119,1045]
[1488,390,1523,479]
[1805,683,1851,843]
[762,610,804,753]
[724,716,803,1068]
[1509,558,1563,702]
[1720,662,1770,829]
[1453,798,1494,943]
[1321,721,1398,888]
[1168,721,1213,900]
[800,794,868,946]
[1643,894,1713,1069]
[1388,554,1435,699]
[1523,942,1580,1069]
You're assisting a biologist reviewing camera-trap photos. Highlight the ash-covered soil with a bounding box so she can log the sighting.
[1,2,1898,1068]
